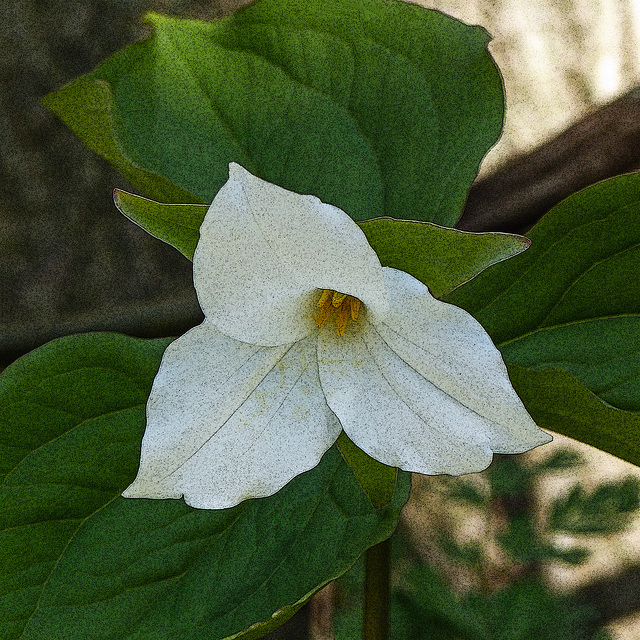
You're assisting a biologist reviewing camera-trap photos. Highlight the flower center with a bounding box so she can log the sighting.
[316,289,362,336]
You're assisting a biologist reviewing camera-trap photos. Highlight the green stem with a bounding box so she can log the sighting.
[363,537,391,640]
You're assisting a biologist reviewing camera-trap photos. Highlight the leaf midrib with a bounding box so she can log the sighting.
[470,201,639,322]
[497,313,640,350]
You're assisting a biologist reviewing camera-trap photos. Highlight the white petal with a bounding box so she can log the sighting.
[193,164,388,346]
[318,321,493,473]
[123,322,342,509]
[317,270,550,475]
[374,268,550,452]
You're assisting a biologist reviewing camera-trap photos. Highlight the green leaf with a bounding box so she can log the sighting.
[446,173,640,412]
[550,547,591,566]
[43,0,503,224]
[487,455,531,497]
[532,449,584,473]
[396,566,603,640]
[114,190,206,260]
[549,477,640,534]
[466,579,602,640]
[394,564,489,640]
[336,431,397,509]
[359,219,529,297]
[41,81,200,205]
[0,333,410,640]
[438,532,484,567]
[112,191,529,296]
[498,513,552,564]
[445,479,488,508]
[507,365,640,469]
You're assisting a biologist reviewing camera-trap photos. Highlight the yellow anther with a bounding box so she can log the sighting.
[317,289,332,308]
[316,289,362,335]
[316,292,335,328]
[335,299,350,336]
[350,297,360,321]
[332,291,347,307]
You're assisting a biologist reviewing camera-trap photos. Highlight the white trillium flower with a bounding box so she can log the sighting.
[123,163,551,510]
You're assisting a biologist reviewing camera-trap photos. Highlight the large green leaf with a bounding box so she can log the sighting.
[113,191,529,298]
[507,366,640,469]
[0,333,410,640]
[446,174,640,414]
[41,81,201,205]
[43,0,503,225]
[358,219,529,298]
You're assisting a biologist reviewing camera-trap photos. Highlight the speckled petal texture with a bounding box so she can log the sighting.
[194,164,388,346]
[123,321,342,509]
[125,166,550,510]
[317,268,551,475]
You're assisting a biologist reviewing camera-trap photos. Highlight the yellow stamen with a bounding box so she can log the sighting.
[316,293,335,328]
[315,289,362,335]
[335,299,350,336]
[317,289,332,308]
[332,291,347,307]
[350,297,360,321]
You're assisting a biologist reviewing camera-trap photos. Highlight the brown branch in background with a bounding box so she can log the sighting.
[309,583,336,640]
[0,294,203,369]
[457,86,640,234]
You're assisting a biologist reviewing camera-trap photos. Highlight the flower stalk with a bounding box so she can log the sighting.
[363,537,392,640]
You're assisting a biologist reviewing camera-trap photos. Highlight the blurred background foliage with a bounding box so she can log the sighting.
[419,0,640,174]
[334,447,640,640]
[0,0,247,364]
